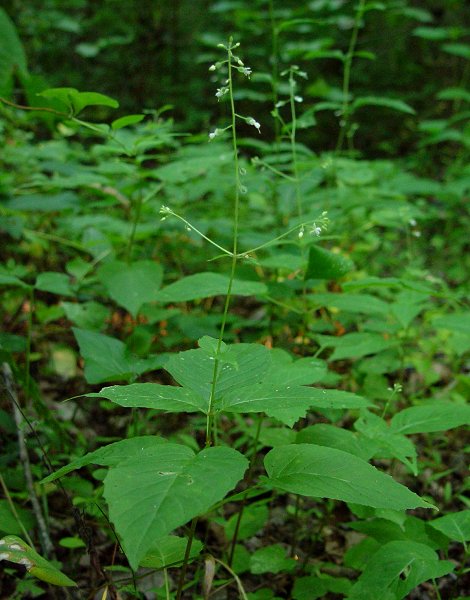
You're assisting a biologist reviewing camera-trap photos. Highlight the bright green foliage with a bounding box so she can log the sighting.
[37,87,119,115]
[98,259,163,316]
[103,444,248,569]
[139,535,204,568]
[347,541,454,600]
[265,444,433,510]
[0,536,76,587]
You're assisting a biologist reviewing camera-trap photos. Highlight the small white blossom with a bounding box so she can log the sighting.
[294,96,303,103]
[240,67,252,77]
[311,224,322,236]
[409,218,417,226]
[215,87,229,99]
[209,64,217,72]
[209,129,219,140]
[298,226,305,239]
[412,230,421,238]
[247,117,261,133]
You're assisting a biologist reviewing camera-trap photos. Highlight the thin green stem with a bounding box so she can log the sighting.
[0,473,35,547]
[335,0,366,152]
[206,39,242,447]
[289,69,302,218]
[176,517,198,600]
[228,416,263,566]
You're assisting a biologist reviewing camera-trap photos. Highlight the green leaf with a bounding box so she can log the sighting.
[0,500,35,535]
[155,272,267,302]
[140,535,203,568]
[437,87,470,103]
[98,260,164,317]
[41,436,168,484]
[35,272,74,296]
[72,328,165,384]
[390,402,470,434]
[347,541,454,600]
[0,8,28,95]
[89,383,208,414]
[111,114,145,130]
[62,301,110,330]
[219,386,371,427]
[305,245,354,280]
[165,343,272,399]
[225,504,269,541]
[442,43,470,60]
[428,511,470,544]
[265,444,433,510]
[295,424,378,461]
[249,544,297,574]
[264,354,327,387]
[103,444,248,569]
[0,272,30,289]
[316,332,395,361]
[352,96,416,115]
[308,293,389,315]
[0,535,76,587]
[37,87,119,114]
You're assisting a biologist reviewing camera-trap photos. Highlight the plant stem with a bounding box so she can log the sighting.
[228,416,263,565]
[176,517,198,600]
[206,39,242,447]
[335,0,366,152]
[289,68,302,218]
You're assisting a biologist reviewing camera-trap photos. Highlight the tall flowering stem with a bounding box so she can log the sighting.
[206,39,250,446]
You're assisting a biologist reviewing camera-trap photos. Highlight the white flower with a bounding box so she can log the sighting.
[298,227,305,239]
[409,218,417,226]
[215,87,228,99]
[240,67,252,77]
[209,64,217,72]
[247,117,261,133]
[311,224,322,236]
[209,129,219,140]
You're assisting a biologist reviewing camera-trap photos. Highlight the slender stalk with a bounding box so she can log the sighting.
[176,517,198,600]
[288,68,302,218]
[125,191,144,264]
[335,0,366,152]
[0,473,34,547]
[228,416,263,566]
[206,39,243,447]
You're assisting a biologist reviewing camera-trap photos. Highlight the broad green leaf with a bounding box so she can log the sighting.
[0,272,30,289]
[433,313,470,335]
[98,260,164,316]
[437,87,470,103]
[219,386,371,427]
[41,436,167,484]
[316,332,395,361]
[72,328,166,383]
[166,343,272,399]
[352,96,416,115]
[355,412,417,475]
[140,535,203,568]
[62,301,110,330]
[305,245,354,280]
[0,8,28,95]
[225,504,269,541]
[347,541,454,600]
[308,293,389,315]
[0,535,76,587]
[0,500,35,535]
[37,87,119,114]
[264,351,327,386]
[155,272,267,302]
[293,575,352,600]
[89,383,208,414]
[265,444,433,509]
[428,511,470,544]
[104,445,248,569]
[295,424,378,461]
[111,114,145,130]
[35,272,74,296]
[390,402,470,434]
[442,43,470,60]
[249,544,297,574]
